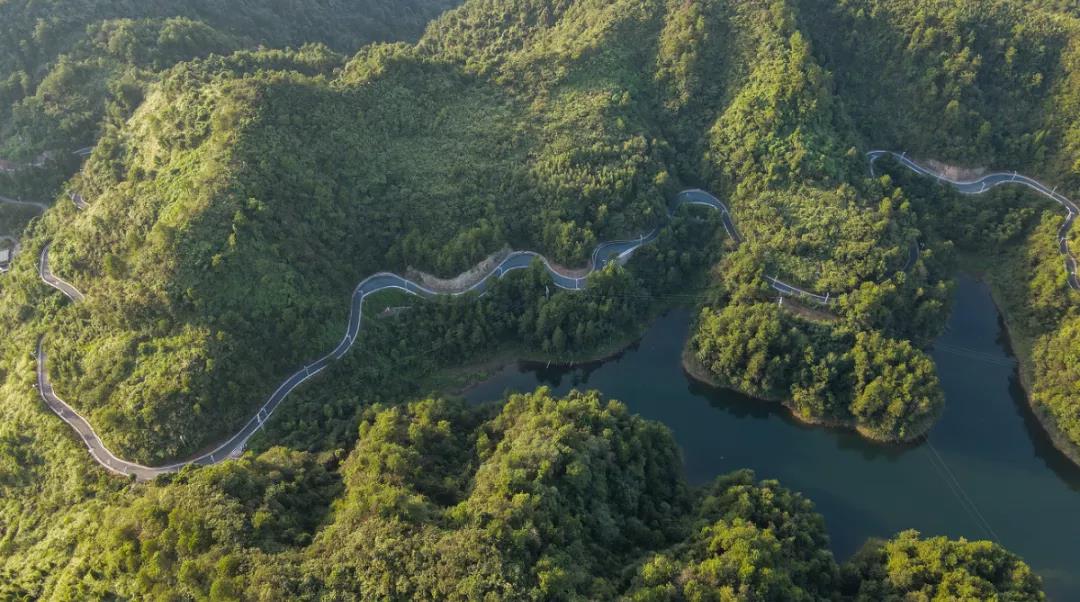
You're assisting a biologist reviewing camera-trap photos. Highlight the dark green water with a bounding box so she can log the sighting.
[464,275,1080,599]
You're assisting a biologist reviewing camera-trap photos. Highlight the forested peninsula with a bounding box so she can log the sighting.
[3,0,1080,598]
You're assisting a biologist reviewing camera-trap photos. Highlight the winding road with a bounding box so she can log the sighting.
[37,191,800,479]
[39,244,84,302]
[869,150,1080,291]
[33,152,1077,479]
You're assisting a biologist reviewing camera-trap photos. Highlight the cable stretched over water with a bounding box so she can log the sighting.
[921,439,1001,543]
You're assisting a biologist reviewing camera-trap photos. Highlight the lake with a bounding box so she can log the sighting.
[464,274,1080,599]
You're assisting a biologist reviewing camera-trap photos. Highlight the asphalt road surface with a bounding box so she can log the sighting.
[37,191,764,478]
[69,192,88,210]
[39,244,84,301]
[869,150,1080,290]
[37,161,1040,479]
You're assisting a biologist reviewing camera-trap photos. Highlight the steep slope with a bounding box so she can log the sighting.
[800,0,1080,463]
[0,0,1060,598]
[4,390,1040,599]
[1,0,948,463]
[29,49,534,461]
[799,0,1067,170]
[0,0,462,204]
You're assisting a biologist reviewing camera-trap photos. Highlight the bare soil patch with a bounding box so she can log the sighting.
[922,158,987,181]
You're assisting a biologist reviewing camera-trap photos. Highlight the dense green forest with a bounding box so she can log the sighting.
[3,0,1080,597]
[1,0,951,465]
[1,389,1045,599]
[802,0,1080,463]
[0,0,461,205]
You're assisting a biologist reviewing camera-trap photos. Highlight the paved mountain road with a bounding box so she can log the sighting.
[36,192,764,478]
[39,244,84,301]
[69,192,88,210]
[36,152,1063,480]
[869,150,1080,290]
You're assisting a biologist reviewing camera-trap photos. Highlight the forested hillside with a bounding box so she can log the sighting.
[0,0,949,467]
[1,0,1076,597]
[802,0,1080,464]
[2,389,1045,599]
[0,0,460,203]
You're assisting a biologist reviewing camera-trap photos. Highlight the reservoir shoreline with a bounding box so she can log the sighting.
[463,277,1080,599]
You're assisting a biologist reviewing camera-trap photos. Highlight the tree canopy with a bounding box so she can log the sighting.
[0,0,1069,598]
